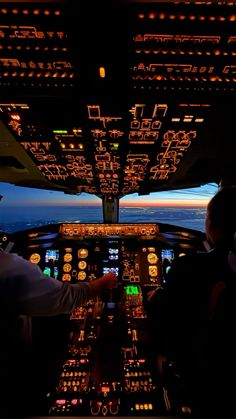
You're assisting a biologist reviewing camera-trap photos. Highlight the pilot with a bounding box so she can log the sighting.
[0,250,117,418]
[0,250,117,315]
[148,186,236,418]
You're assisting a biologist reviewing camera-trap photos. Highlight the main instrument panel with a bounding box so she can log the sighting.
[10,222,205,417]
[22,223,184,286]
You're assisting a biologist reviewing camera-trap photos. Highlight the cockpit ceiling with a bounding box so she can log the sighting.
[0,0,236,198]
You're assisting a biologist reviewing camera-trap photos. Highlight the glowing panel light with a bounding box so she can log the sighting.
[148,13,156,19]
[10,113,21,121]
[99,67,106,78]
[53,130,68,134]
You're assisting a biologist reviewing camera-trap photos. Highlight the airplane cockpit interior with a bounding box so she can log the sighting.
[0,1,236,418]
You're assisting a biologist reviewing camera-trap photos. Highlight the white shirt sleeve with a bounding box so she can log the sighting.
[0,251,91,316]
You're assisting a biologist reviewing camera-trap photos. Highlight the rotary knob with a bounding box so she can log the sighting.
[90,400,100,416]
[109,399,119,415]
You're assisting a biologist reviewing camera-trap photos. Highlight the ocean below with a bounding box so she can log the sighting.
[0,205,206,234]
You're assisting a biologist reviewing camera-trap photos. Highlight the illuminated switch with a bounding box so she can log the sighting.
[131,120,140,129]
[88,105,100,119]
[99,67,106,78]
[141,120,151,129]
[152,120,161,129]
[152,104,167,118]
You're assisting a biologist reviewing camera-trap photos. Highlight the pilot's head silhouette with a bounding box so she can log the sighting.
[205,186,236,250]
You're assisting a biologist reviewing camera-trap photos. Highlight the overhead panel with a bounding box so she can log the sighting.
[0,1,235,197]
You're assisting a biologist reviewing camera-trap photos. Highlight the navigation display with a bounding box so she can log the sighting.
[45,249,59,263]
[103,267,119,276]
[161,249,174,263]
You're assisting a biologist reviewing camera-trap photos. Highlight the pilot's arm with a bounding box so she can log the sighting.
[0,250,116,316]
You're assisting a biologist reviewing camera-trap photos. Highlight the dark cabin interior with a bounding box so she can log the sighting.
[0,1,236,418]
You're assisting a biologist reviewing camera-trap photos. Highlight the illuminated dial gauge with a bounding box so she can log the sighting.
[78,248,88,259]
[78,260,87,270]
[147,253,158,264]
[149,265,158,277]
[64,253,73,262]
[29,253,41,264]
[78,271,86,281]
[62,273,71,282]
[63,263,72,273]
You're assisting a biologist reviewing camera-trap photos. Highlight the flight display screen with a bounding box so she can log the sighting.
[161,249,174,263]
[103,267,119,276]
[125,285,139,295]
[45,249,59,263]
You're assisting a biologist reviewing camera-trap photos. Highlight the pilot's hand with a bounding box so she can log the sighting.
[147,285,163,302]
[102,272,118,289]
[147,288,158,302]
[88,272,118,297]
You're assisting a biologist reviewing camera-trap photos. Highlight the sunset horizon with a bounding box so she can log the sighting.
[1,199,209,207]
[0,181,216,208]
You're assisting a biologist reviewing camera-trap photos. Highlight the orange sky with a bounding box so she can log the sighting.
[51,199,209,207]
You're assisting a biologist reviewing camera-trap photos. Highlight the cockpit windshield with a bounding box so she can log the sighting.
[0,181,217,233]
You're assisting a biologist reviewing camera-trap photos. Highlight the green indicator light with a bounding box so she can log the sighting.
[43,267,51,276]
[113,143,119,149]
[125,285,139,295]
[53,130,68,134]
